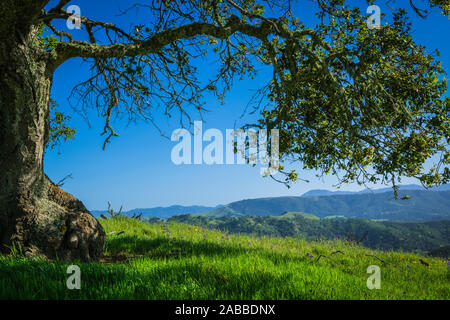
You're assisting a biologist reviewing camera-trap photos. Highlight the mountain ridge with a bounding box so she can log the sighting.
[91,184,450,220]
[91,204,222,219]
[197,189,450,221]
[300,184,450,197]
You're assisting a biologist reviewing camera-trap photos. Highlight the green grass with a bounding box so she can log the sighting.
[275,212,320,220]
[0,217,448,299]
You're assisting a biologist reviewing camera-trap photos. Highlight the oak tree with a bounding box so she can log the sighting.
[0,0,448,260]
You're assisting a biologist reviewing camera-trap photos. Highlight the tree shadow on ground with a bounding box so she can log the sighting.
[0,256,315,299]
[104,234,315,267]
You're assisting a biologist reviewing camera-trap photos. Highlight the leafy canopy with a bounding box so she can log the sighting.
[38,0,450,192]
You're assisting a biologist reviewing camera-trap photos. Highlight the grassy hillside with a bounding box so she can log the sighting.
[0,217,448,299]
[170,213,450,256]
[198,190,450,221]
[275,212,321,220]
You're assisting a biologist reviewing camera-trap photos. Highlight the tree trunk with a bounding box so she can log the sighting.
[0,25,105,261]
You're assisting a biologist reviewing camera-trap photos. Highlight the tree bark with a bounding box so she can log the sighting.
[0,24,105,261]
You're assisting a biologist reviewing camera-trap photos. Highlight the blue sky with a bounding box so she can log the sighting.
[44,0,450,210]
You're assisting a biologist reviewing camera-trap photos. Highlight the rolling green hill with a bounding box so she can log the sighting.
[197,190,450,221]
[274,212,321,220]
[0,217,448,299]
[169,213,450,256]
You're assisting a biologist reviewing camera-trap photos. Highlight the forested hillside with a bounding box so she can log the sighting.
[168,213,450,256]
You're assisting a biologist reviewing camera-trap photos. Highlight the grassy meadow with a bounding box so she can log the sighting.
[0,216,448,299]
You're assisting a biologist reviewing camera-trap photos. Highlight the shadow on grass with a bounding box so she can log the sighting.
[104,234,312,268]
[0,255,310,299]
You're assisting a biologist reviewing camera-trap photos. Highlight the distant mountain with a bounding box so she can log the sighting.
[301,184,450,197]
[90,184,450,221]
[301,189,356,197]
[197,190,450,221]
[91,204,221,219]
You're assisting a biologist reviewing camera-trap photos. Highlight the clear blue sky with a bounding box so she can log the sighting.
[44,0,450,210]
